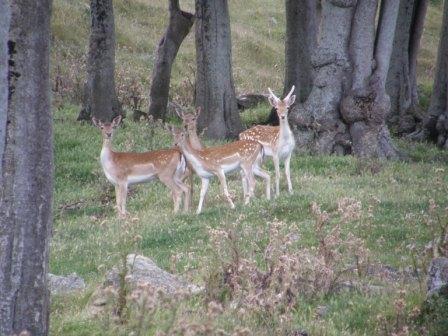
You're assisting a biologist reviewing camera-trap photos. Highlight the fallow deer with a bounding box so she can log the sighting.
[93,116,190,217]
[172,127,270,214]
[239,86,296,196]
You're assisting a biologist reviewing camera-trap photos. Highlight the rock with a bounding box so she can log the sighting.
[427,257,448,297]
[48,273,85,295]
[236,93,268,110]
[105,254,202,295]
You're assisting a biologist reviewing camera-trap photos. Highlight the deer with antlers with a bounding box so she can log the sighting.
[171,126,270,214]
[93,116,190,217]
[239,86,296,197]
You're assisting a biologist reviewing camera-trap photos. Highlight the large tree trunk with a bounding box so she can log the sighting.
[386,0,428,134]
[267,0,318,125]
[415,0,448,148]
[291,0,400,158]
[148,0,194,121]
[195,0,242,139]
[0,0,53,335]
[0,0,9,179]
[78,0,122,122]
[291,0,355,154]
[341,0,400,158]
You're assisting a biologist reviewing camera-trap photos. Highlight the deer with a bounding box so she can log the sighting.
[92,115,190,217]
[171,127,271,214]
[239,86,296,197]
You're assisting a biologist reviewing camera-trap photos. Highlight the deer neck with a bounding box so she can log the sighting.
[101,138,114,165]
[187,129,203,150]
[180,139,213,177]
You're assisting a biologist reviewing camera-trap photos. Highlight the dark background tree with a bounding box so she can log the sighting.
[0,0,9,180]
[412,0,448,148]
[148,0,194,121]
[195,0,242,139]
[267,0,318,125]
[78,0,122,122]
[386,0,428,134]
[0,0,53,334]
[291,0,400,158]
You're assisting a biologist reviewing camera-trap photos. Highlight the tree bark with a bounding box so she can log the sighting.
[267,0,318,125]
[291,0,355,154]
[386,0,428,134]
[416,0,448,148]
[341,0,400,158]
[291,0,400,158]
[0,0,10,179]
[195,0,242,139]
[148,0,194,121]
[0,0,53,335]
[78,0,122,122]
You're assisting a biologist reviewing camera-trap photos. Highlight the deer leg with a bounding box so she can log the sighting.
[285,153,293,194]
[273,154,280,197]
[159,174,182,213]
[241,165,255,205]
[216,170,235,209]
[175,177,190,213]
[253,163,271,200]
[197,178,210,214]
[117,183,128,218]
[240,170,248,200]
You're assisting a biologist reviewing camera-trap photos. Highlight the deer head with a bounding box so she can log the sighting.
[268,86,296,121]
[92,115,122,140]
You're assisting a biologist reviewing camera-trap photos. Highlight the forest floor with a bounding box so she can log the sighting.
[50,105,448,335]
[49,0,448,335]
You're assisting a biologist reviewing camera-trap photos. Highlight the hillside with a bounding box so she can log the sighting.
[51,0,443,112]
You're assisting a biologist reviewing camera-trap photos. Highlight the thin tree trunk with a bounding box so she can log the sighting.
[267,0,317,125]
[148,0,194,121]
[386,0,427,134]
[409,0,428,106]
[416,0,448,148]
[0,0,53,335]
[195,0,242,139]
[78,0,122,122]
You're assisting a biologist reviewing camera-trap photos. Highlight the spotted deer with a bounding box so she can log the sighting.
[93,116,190,217]
[239,86,296,196]
[172,127,270,214]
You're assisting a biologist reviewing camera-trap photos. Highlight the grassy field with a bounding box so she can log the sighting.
[50,105,448,335]
[49,0,448,335]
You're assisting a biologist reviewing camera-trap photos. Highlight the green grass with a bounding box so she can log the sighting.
[48,1,448,334]
[50,105,448,335]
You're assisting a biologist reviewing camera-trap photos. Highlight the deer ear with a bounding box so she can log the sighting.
[286,94,296,107]
[92,117,101,128]
[111,115,122,127]
[268,96,278,108]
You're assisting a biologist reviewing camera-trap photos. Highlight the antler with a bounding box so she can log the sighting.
[285,85,295,100]
[268,87,280,103]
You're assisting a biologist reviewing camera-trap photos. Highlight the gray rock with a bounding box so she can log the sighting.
[427,257,448,297]
[106,254,202,295]
[48,273,85,295]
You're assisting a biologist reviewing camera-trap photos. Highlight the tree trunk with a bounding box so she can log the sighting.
[417,0,448,148]
[78,0,122,122]
[291,0,355,154]
[148,0,194,121]
[291,0,400,158]
[195,0,242,139]
[0,0,10,179]
[341,0,400,158]
[0,0,53,335]
[267,0,318,125]
[386,0,428,134]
